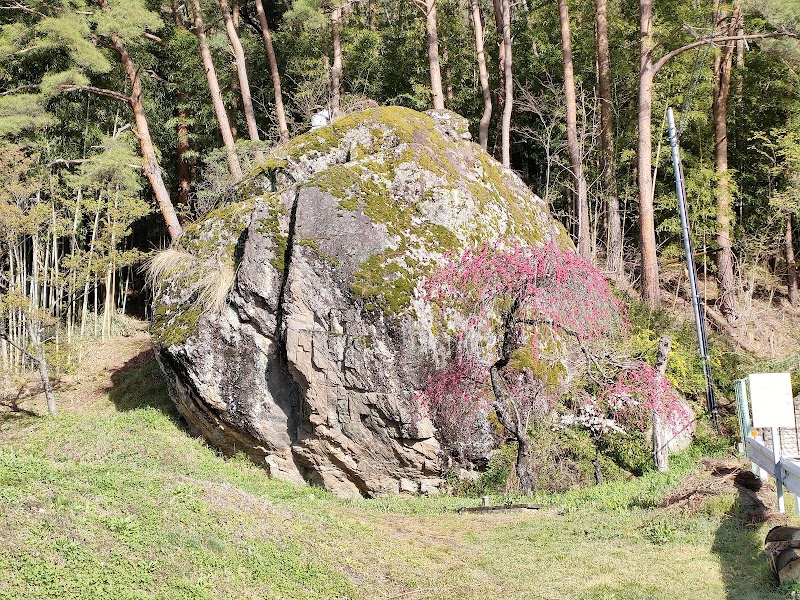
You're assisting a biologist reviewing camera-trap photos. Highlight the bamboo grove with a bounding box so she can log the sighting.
[0,0,799,411]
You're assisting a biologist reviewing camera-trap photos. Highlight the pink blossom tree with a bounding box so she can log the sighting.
[421,241,693,493]
[421,241,622,493]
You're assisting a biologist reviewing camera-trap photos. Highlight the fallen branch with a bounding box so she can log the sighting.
[458,503,544,514]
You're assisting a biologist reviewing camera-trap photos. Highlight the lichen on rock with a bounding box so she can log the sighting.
[151,105,569,497]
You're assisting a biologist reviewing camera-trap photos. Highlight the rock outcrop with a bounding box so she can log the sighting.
[152,106,568,497]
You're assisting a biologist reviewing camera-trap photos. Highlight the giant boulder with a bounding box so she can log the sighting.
[152,106,569,497]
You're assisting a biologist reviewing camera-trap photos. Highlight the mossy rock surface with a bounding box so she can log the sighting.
[151,106,569,498]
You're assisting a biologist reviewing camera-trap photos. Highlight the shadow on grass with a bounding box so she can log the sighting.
[106,348,179,419]
[0,377,73,421]
[712,467,784,600]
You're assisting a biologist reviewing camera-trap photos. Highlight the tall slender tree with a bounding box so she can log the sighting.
[217,0,260,143]
[712,3,741,321]
[557,0,589,257]
[470,0,492,150]
[636,0,660,307]
[171,0,194,207]
[635,0,790,308]
[191,0,243,180]
[499,0,512,167]
[492,0,507,141]
[786,214,799,305]
[420,0,446,110]
[254,0,290,142]
[331,4,343,117]
[596,0,622,273]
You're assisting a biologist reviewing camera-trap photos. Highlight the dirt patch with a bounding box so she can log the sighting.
[1,326,154,417]
[658,266,800,358]
[660,458,787,524]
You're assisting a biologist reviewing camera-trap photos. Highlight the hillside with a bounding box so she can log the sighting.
[0,329,795,599]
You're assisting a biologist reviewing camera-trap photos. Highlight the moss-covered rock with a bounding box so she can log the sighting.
[152,106,569,498]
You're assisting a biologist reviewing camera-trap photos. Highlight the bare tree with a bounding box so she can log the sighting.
[515,80,568,206]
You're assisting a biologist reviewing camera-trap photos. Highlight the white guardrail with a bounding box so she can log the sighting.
[746,433,800,514]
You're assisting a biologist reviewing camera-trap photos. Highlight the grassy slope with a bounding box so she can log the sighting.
[0,347,795,599]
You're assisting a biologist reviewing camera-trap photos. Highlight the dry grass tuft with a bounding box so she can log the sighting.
[145,248,235,316]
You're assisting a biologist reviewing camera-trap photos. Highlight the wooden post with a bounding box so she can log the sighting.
[652,336,671,472]
[652,412,668,472]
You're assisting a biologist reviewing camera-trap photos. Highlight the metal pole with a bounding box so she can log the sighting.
[773,426,786,513]
[667,107,719,429]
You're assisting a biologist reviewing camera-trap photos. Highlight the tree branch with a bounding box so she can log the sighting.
[60,84,131,104]
[653,31,798,74]
[0,332,38,363]
[0,84,39,96]
[517,317,610,382]
[489,364,519,436]
[46,158,89,168]
[143,32,163,44]
[0,1,46,19]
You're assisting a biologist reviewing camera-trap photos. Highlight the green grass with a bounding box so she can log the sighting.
[0,356,794,599]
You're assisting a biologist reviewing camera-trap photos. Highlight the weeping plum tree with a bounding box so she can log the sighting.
[420,242,621,493]
[420,241,693,492]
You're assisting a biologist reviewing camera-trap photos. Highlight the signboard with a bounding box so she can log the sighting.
[749,372,795,428]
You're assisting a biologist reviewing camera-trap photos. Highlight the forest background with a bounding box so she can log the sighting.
[0,0,799,402]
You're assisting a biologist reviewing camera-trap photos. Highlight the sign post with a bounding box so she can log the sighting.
[749,372,795,514]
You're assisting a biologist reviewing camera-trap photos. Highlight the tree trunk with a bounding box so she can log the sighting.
[516,438,536,494]
[424,0,446,110]
[713,5,738,321]
[499,0,512,168]
[172,0,193,207]
[470,0,492,150]
[174,99,193,207]
[736,0,744,102]
[331,6,343,118]
[191,0,243,180]
[218,0,260,143]
[786,214,799,305]
[369,0,377,30]
[558,0,589,257]
[596,0,622,274]
[443,44,454,104]
[32,328,56,416]
[652,411,669,472]
[637,0,660,308]
[107,37,183,240]
[254,0,289,142]
[593,442,603,484]
[655,335,671,375]
[492,0,506,134]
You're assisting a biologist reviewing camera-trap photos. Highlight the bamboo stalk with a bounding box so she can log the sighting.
[80,191,102,339]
